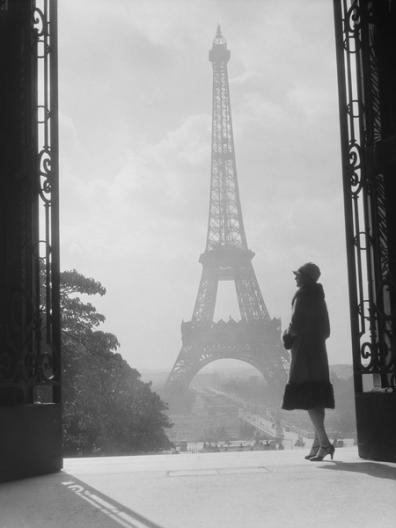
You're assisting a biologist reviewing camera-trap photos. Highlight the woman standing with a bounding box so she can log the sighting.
[281,262,335,461]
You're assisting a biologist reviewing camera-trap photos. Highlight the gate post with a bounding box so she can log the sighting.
[333,0,396,461]
[0,0,62,481]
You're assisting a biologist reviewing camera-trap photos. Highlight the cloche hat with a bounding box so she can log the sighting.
[293,262,321,282]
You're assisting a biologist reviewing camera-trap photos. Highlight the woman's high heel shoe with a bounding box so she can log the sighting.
[310,444,335,461]
[304,445,320,460]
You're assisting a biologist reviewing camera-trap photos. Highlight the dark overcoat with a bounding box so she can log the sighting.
[281,282,335,410]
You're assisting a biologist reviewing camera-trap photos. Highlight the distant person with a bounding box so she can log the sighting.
[281,262,335,461]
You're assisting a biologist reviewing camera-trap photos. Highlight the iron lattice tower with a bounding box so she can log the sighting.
[166,27,287,394]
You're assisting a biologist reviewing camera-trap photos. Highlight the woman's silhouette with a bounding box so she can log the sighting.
[281,262,335,461]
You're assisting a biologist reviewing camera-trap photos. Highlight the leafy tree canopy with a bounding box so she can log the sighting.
[60,269,107,339]
[61,269,172,456]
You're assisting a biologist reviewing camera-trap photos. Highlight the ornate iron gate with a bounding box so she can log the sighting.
[333,0,396,461]
[0,0,61,481]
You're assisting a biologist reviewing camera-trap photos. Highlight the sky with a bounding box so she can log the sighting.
[58,0,351,374]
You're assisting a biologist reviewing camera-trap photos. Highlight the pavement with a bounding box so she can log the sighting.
[1,447,396,528]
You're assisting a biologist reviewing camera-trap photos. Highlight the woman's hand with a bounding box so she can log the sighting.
[282,329,295,350]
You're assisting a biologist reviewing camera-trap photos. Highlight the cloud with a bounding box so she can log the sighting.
[60,112,211,271]
[230,70,264,85]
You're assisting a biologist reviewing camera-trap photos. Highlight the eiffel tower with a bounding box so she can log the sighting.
[166,27,287,395]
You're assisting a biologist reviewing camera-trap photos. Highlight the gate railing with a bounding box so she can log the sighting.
[0,0,60,406]
[333,0,396,394]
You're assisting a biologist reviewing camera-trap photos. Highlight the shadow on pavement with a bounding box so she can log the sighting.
[319,460,396,480]
[0,471,166,528]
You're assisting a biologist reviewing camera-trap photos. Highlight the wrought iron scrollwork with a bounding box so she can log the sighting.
[347,141,363,193]
[343,1,362,52]
[38,146,53,203]
[345,1,362,31]
[31,0,60,401]
[334,0,396,392]
[33,7,45,34]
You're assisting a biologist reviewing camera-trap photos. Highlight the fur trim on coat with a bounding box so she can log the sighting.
[282,381,335,410]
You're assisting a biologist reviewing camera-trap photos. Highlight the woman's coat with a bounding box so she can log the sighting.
[282,282,335,410]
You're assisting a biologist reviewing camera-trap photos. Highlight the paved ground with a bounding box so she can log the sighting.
[1,447,396,528]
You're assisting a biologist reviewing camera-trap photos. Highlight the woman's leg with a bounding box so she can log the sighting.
[305,431,320,458]
[307,407,331,447]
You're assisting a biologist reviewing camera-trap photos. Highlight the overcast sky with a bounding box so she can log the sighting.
[58,0,351,374]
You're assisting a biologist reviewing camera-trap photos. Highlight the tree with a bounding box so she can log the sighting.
[60,269,172,456]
